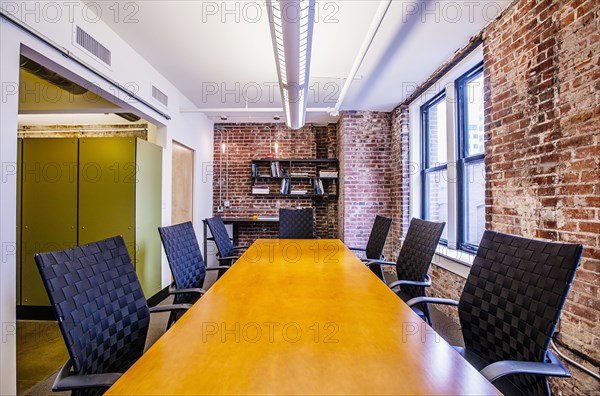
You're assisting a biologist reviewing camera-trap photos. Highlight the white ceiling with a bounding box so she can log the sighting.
[90,0,511,125]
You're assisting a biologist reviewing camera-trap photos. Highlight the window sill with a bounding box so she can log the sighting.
[431,245,474,279]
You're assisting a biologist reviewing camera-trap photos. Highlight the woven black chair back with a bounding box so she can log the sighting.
[34,236,149,379]
[364,215,392,260]
[278,208,315,239]
[459,230,583,394]
[206,216,234,257]
[396,218,445,299]
[158,221,207,304]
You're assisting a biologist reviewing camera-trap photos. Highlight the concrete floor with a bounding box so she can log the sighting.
[17,320,69,395]
[18,309,173,396]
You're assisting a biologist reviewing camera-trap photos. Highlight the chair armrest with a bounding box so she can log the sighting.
[348,247,366,252]
[366,260,396,267]
[389,275,432,290]
[53,359,122,391]
[232,245,250,250]
[149,304,192,314]
[169,287,205,296]
[405,296,459,308]
[205,266,231,271]
[481,351,570,382]
[217,256,239,262]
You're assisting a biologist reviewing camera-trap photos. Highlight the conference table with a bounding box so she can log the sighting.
[107,239,499,395]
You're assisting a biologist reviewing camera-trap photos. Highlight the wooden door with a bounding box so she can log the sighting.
[171,141,194,224]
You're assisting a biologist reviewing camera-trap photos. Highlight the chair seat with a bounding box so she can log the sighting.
[396,289,427,322]
[458,348,532,396]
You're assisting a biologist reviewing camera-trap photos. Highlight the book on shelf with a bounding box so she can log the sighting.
[251,163,257,177]
[319,170,338,178]
[279,178,290,194]
[312,178,325,195]
[290,189,308,195]
[290,172,309,177]
[252,186,270,195]
[257,216,279,220]
[270,161,285,177]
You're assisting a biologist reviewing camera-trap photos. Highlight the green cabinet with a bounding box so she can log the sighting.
[78,138,136,259]
[17,137,163,307]
[20,138,78,306]
[134,139,163,296]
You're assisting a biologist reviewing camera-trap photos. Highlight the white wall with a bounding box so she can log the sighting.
[0,3,213,393]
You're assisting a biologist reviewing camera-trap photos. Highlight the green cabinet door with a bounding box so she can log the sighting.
[79,138,136,261]
[21,138,78,306]
[135,139,163,296]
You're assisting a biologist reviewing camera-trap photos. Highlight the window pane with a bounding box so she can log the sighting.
[425,169,448,241]
[427,99,447,166]
[465,74,484,156]
[465,161,485,245]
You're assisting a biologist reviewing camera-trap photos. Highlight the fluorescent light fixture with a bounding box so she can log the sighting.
[266,0,315,130]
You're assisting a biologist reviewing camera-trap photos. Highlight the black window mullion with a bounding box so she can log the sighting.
[457,62,484,252]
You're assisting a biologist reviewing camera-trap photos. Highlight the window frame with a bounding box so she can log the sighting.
[420,91,448,245]
[456,62,485,253]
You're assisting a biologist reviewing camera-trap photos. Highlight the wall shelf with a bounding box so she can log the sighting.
[251,158,339,199]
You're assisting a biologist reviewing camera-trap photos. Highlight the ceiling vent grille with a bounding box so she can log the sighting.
[75,26,112,66]
[152,86,168,106]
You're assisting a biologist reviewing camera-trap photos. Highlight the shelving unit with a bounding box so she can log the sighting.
[251,158,339,199]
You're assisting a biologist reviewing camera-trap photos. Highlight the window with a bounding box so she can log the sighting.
[417,60,485,253]
[457,63,485,252]
[421,93,449,242]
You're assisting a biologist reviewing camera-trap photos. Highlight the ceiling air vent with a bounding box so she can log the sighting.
[75,26,111,66]
[152,86,168,106]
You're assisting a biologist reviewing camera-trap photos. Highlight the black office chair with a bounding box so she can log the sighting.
[158,221,230,327]
[407,230,583,396]
[348,215,392,261]
[206,216,248,266]
[35,236,190,395]
[279,207,315,239]
[367,218,445,324]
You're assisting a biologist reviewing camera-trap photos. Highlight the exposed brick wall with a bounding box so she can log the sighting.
[337,112,394,257]
[383,1,599,394]
[212,123,338,242]
[482,0,600,393]
[390,105,411,259]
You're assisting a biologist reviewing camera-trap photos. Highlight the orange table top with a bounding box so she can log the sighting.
[107,239,499,395]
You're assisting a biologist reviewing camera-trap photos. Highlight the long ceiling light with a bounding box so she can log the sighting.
[266,0,316,130]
